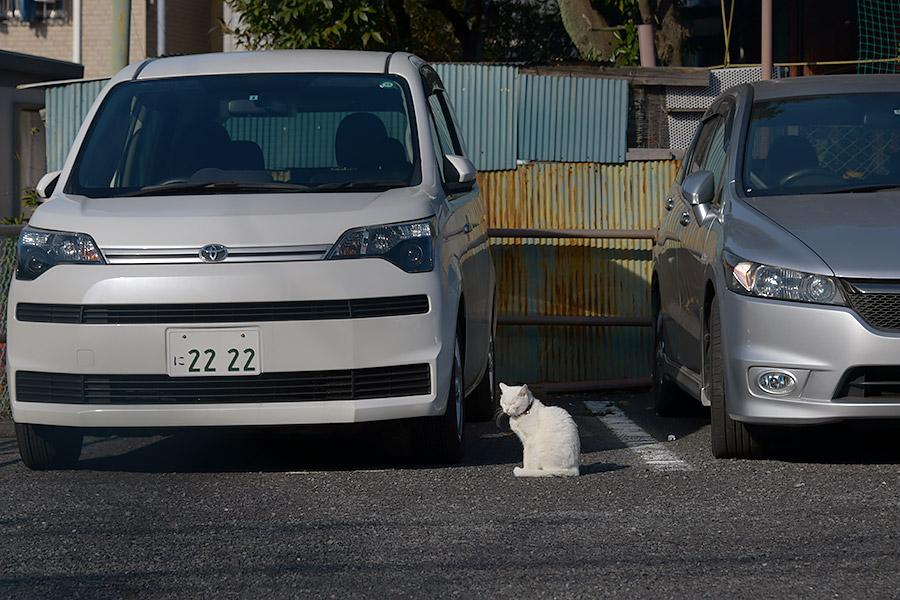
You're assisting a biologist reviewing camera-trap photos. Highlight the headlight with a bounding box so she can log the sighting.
[16,226,105,281]
[724,251,844,306]
[326,218,434,273]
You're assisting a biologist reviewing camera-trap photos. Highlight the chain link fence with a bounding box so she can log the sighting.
[809,125,900,179]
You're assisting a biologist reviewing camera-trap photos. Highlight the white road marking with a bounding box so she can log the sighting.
[584,400,694,472]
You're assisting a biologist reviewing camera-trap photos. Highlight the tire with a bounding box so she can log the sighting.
[465,328,497,422]
[707,297,764,459]
[416,335,465,464]
[652,298,690,417]
[15,422,83,470]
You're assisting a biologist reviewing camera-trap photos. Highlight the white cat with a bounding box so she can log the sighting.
[499,382,580,477]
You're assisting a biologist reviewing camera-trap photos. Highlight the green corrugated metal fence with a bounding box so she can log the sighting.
[433,64,518,171]
[517,75,628,164]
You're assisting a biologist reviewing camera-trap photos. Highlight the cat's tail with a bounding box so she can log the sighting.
[513,466,579,477]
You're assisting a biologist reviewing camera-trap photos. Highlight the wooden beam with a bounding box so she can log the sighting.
[519,64,710,87]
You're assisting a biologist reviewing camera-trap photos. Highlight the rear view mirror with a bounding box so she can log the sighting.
[443,155,476,193]
[681,171,715,206]
[227,99,290,117]
[681,170,716,223]
[35,171,61,201]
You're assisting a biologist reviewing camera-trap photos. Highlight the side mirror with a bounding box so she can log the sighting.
[681,170,716,223]
[443,155,476,193]
[35,171,62,200]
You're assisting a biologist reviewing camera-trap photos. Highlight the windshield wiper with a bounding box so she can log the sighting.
[309,180,410,192]
[820,183,900,194]
[122,181,312,197]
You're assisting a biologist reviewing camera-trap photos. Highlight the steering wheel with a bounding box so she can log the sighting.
[156,178,188,186]
[778,167,841,186]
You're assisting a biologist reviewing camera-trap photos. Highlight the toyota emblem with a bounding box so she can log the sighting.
[199,244,228,263]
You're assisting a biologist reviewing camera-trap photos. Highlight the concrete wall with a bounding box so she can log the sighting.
[0,0,223,79]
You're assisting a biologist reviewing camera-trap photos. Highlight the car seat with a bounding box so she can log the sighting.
[335,113,406,173]
[763,135,819,186]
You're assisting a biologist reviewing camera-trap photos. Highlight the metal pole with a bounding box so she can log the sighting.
[531,378,653,393]
[111,0,132,75]
[489,227,658,241]
[761,0,773,80]
[157,0,166,57]
[638,24,655,67]
[72,0,81,64]
[498,315,651,328]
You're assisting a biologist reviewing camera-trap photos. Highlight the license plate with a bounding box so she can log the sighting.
[167,328,261,377]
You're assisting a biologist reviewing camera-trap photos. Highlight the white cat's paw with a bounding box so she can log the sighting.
[513,466,524,477]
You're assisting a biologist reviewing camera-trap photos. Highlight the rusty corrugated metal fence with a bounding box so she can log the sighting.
[479,161,678,385]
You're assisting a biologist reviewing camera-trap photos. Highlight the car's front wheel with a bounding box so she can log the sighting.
[16,422,83,470]
[652,289,691,416]
[707,297,764,459]
[415,334,465,464]
[466,328,497,422]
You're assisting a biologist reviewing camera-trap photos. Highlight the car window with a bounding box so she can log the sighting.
[66,73,421,197]
[742,93,900,196]
[686,116,721,177]
[703,117,728,194]
[426,90,466,183]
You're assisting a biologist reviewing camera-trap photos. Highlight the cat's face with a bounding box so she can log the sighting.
[499,383,531,417]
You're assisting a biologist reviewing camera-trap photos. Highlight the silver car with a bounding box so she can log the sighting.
[652,74,900,458]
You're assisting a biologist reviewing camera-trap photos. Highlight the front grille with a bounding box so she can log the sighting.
[843,280,900,332]
[16,364,431,404]
[102,244,332,264]
[835,366,900,400]
[16,295,428,325]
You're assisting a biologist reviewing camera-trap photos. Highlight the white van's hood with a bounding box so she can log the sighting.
[29,187,435,250]
[747,191,900,279]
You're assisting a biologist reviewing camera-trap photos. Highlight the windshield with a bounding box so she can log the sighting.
[66,73,420,198]
[742,93,900,197]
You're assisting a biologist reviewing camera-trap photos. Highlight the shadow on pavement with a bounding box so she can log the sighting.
[72,416,526,474]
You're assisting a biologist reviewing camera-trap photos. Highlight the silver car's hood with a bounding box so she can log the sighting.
[747,192,900,279]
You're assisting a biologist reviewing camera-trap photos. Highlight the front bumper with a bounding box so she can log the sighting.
[721,291,900,425]
[8,259,453,428]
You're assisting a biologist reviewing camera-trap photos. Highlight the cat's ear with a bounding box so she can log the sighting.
[499,382,509,393]
[519,383,529,396]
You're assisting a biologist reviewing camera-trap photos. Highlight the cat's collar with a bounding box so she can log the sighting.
[512,398,534,418]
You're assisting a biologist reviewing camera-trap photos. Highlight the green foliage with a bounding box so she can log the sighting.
[611,21,640,66]
[224,0,385,50]
[580,46,606,63]
[1,187,40,225]
[484,0,577,62]
[590,0,639,26]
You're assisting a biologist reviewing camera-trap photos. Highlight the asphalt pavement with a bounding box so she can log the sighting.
[3,389,900,598]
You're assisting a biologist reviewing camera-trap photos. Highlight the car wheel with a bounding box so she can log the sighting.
[707,297,764,459]
[15,422,83,470]
[653,292,690,417]
[466,328,497,422]
[416,334,465,464]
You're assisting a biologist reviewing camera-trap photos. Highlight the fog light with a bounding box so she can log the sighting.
[757,371,797,395]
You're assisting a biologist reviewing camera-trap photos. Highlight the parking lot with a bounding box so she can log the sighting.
[3,388,900,598]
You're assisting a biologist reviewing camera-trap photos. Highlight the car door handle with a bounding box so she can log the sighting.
[679,212,691,226]
[665,198,675,211]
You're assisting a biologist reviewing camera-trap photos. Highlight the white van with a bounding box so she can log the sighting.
[9,50,497,469]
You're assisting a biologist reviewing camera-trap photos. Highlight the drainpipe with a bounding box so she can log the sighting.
[761,0,773,80]
[72,0,81,64]
[111,0,132,75]
[157,0,166,57]
[637,24,655,67]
